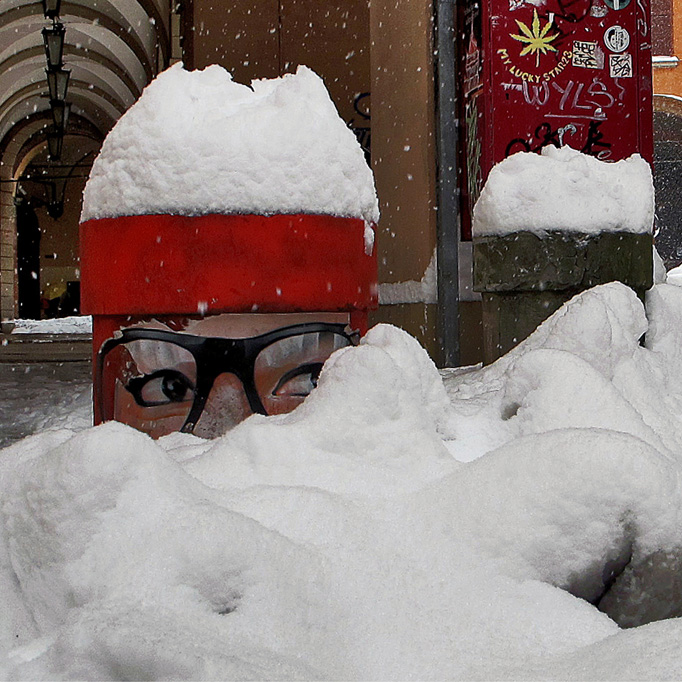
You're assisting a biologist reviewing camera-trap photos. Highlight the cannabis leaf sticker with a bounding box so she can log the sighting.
[511,9,558,67]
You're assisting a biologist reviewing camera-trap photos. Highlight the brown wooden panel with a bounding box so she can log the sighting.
[280,1,371,139]
[184,2,370,153]
[370,0,437,284]
[192,0,280,82]
[369,301,484,367]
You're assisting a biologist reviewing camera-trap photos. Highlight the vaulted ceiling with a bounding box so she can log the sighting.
[0,0,171,155]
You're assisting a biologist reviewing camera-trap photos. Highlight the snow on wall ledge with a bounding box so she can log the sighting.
[473,146,654,237]
[80,64,379,225]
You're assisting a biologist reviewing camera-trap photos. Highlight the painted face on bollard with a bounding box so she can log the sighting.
[97,313,356,439]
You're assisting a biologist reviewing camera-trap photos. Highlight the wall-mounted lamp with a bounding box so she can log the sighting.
[41,0,62,20]
[42,22,65,69]
[46,127,63,161]
[47,183,64,219]
[13,184,28,208]
[46,68,70,101]
[50,100,71,132]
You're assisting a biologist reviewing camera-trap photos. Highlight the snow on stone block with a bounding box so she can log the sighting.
[473,146,654,237]
[80,63,379,225]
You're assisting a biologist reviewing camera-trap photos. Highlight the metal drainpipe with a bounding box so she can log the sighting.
[435,0,460,367]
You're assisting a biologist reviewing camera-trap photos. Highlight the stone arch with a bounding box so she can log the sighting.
[0,0,174,320]
[0,114,104,319]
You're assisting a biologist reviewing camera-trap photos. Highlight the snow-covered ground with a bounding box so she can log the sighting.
[8,316,92,335]
[0,362,91,449]
[4,282,682,680]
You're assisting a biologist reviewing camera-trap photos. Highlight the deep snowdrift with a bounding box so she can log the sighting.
[4,283,682,680]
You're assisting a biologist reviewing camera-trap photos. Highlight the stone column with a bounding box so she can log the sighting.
[0,164,18,321]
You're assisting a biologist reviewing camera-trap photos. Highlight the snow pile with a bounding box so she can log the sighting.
[80,64,379,225]
[7,283,682,678]
[473,146,654,236]
[9,316,92,335]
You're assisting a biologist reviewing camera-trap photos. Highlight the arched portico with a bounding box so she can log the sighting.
[0,0,174,320]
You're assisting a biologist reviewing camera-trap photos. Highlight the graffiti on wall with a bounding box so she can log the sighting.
[348,92,371,163]
[490,0,649,163]
[466,99,483,207]
[502,75,622,120]
[505,119,612,158]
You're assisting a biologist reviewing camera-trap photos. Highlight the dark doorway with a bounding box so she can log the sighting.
[16,203,41,319]
[653,110,682,268]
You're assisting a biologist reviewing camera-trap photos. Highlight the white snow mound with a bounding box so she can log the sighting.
[81,63,379,224]
[473,146,654,236]
[9,285,682,678]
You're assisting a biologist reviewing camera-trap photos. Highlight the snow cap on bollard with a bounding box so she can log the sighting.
[472,146,654,363]
[79,63,379,327]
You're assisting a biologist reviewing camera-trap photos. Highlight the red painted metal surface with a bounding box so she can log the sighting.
[459,0,654,239]
[80,213,378,316]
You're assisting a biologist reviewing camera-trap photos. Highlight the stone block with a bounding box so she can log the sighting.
[474,230,653,362]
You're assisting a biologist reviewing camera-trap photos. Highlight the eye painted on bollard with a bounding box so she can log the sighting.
[272,362,324,397]
[97,323,357,436]
[126,369,196,407]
